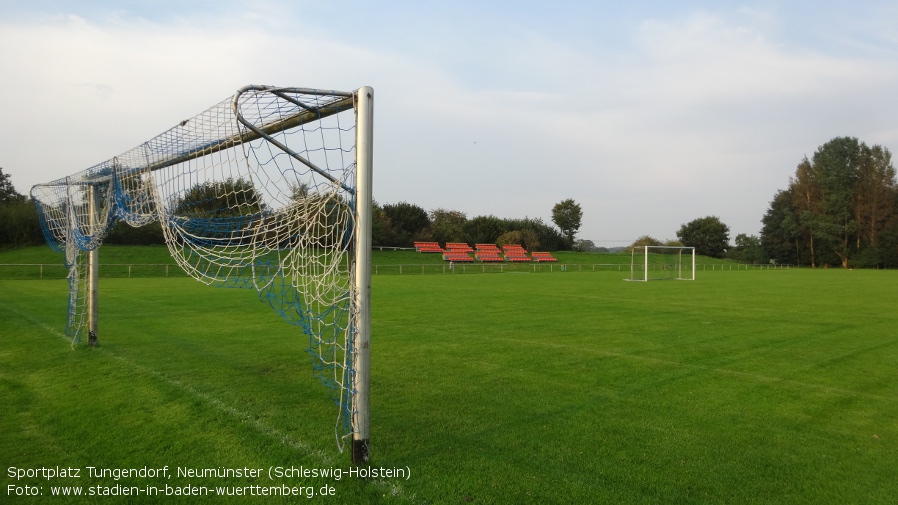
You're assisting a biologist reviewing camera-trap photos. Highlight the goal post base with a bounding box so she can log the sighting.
[351,438,369,465]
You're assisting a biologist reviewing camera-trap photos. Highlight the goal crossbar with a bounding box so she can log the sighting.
[38,87,355,189]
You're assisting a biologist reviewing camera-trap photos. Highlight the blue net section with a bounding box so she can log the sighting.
[30,86,362,450]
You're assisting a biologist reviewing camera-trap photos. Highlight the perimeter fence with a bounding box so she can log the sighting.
[0,262,794,279]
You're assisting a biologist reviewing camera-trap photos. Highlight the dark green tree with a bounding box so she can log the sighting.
[761,188,802,265]
[0,169,43,248]
[381,201,430,247]
[854,144,896,254]
[502,217,566,251]
[429,208,467,244]
[0,200,43,248]
[728,234,767,263]
[0,168,26,204]
[812,137,860,268]
[551,198,582,246]
[790,157,823,266]
[104,221,165,245]
[371,201,392,247]
[173,177,265,217]
[778,137,897,268]
[677,216,730,258]
[463,215,506,245]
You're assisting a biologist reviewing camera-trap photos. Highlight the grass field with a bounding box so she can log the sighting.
[2,249,898,503]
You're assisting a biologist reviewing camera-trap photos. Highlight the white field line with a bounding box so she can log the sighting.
[2,300,420,503]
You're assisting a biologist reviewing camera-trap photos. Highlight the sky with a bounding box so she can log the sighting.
[2,0,898,247]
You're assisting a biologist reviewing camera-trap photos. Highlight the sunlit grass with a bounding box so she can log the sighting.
[2,260,898,503]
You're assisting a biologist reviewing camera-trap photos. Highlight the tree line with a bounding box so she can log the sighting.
[624,215,764,263]
[761,137,898,268]
[628,136,898,268]
[11,135,895,268]
[1,169,585,252]
[373,199,582,251]
[0,168,43,248]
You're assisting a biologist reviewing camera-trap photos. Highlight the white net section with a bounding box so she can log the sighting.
[30,85,363,449]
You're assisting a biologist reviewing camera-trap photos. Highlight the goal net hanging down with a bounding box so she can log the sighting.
[30,85,374,462]
[628,246,696,281]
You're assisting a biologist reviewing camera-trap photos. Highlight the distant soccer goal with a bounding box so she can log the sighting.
[30,85,374,463]
[628,246,695,281]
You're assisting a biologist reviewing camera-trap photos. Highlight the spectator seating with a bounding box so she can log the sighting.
[443,242,474,262]
[424,242,557,263]
[531,252,558,262]
[445,242,474,253]
[443,251,475,262]
[474,243,503,262]
[502,244,531,262]
[414,241,444,253]
[475,243,501,253]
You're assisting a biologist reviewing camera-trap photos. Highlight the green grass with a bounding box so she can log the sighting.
[3,254,898,503]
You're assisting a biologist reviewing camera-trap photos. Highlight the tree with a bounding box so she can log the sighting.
[627,235,662,252]
[677,216,730,258]
[761,188,802,265]
[0,199,43,248]
[371,201,391,247]
[772,137,898,268]
[574,239,597,252]
[173,177,265,217]
[551,198,582,246]
[429,208,467,244]
[790,157,823,267]
[496,229,540,251]
[0,168,26,204]
[463,215,506,245]
[104,220,165,245]
[812,137,860,268]
[728,234,767,263]
[502,217,566,251]
[381,201,430,247]
[854,144,896,251]
[0,169,43,248]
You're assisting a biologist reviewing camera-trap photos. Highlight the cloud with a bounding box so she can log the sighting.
[0,11,378,186]
[3,4,898,246]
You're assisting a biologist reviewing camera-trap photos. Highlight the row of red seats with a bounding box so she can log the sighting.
[414,242,557,263]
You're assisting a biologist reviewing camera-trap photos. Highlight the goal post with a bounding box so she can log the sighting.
[628,246,696,281]
[30,85,374,462]
[351,87,373,464]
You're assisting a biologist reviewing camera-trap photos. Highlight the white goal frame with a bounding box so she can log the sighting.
[628,246,696,281]
[31,85,374,464]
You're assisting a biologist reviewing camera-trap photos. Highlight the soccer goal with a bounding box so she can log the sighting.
[30,85,374,463]
[628,246,696,281]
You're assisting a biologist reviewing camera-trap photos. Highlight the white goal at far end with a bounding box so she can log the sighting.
[627,246,696,281]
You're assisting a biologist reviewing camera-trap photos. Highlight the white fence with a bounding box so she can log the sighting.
[0,262,794,279]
